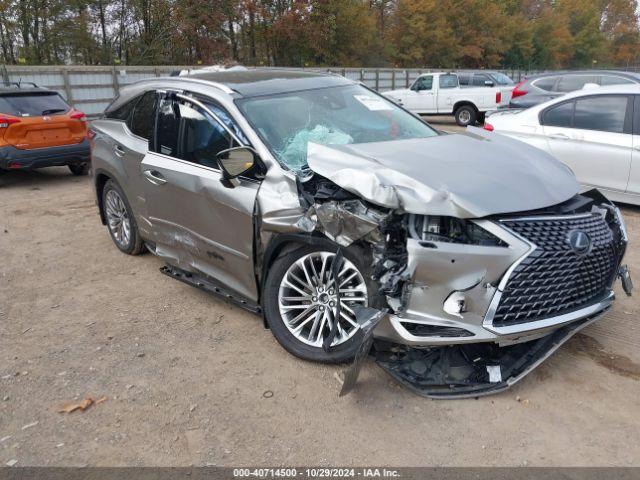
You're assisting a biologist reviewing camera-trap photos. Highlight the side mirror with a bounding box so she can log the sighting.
[484,80,495,87]
[217,146,262,187]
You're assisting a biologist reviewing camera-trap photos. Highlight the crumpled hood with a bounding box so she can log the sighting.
[306,127,579,218]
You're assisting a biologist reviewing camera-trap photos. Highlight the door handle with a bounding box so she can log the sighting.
[114,145,126,157]
[143,169,167,185]
[549,133,570,140]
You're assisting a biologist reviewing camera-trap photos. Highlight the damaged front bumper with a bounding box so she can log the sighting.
[374,307,608,399]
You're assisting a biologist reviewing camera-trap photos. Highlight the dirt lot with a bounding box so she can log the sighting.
[2,118,640,467]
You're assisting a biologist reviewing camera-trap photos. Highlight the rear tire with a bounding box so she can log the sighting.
[102,179,145,255]
[68,163,89,176]
[263,242,382,363]
[454,105,478,127]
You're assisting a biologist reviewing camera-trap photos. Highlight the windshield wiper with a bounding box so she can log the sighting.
[42,108,66,115]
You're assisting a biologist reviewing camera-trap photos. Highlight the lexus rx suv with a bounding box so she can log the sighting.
[90,70,631,397]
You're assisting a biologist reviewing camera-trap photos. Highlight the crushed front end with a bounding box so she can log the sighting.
[301,184,632,398]
[281,134,632,398]
[369,190,631,397]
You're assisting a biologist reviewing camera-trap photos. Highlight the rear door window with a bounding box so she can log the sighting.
[105,95,140,121]
[541,101,574,127]
[573,95,629,133]
[0,92,70,116]
[532,77,557,92]
[555,75,596,93]
[129,91,157,140]
[153,98,180,156]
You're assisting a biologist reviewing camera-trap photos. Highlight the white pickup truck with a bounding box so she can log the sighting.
[383,72,512,126]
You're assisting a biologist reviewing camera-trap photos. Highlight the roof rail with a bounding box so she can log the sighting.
[127,76,236,95]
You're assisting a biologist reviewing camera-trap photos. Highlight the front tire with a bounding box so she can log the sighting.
[454,105,478,127]
[102,179,145,255]
[263,242,380,363]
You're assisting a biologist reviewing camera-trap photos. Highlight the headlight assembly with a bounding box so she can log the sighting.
[407,214,507,247]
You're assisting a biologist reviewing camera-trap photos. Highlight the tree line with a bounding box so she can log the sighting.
[0,0,639,69]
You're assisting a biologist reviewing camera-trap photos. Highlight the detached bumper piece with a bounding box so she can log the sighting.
[619,264,633,296]
[374,308,608,399]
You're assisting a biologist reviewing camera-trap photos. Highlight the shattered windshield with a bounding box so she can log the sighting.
[235,84,438,172]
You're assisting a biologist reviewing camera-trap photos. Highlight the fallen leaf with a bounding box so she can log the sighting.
[58,397,93,413]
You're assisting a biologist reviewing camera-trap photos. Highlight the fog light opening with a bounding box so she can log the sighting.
[443,291,466,317]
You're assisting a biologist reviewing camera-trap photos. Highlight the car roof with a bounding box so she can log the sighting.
[560,83,640,97]
[525,70,640,82]
[181,69,355,97]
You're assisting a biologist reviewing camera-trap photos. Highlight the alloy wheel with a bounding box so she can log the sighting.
[105,189,131,248]
[278,251,368,347]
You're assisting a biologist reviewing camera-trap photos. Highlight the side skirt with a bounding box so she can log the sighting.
[159,264,262,315]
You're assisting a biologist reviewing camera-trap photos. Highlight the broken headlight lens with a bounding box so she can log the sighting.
[408,214,507,247]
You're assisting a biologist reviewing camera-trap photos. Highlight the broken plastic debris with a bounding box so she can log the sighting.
[339,307,387,397]
[314,200,388,247]
[6,459,17,467]
[58,397,94,413]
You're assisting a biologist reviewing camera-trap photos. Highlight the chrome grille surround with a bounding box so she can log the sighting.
[484,212,621,335]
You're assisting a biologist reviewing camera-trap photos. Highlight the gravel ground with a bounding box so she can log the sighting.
[1,120,640,467]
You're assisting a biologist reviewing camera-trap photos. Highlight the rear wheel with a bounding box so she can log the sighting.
[263,243,380,363]
[454,105,478,127]
[68,163,89,176]
[102,179,145,255]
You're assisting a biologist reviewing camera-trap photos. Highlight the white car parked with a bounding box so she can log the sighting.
[485,84,640,206]
[383,72,512,126]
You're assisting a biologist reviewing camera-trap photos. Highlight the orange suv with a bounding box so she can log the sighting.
[0,83,90,175]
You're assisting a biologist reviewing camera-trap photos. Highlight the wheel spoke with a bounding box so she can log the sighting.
[288,305,316,325]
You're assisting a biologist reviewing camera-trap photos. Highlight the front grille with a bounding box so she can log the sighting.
[492,213,620,327]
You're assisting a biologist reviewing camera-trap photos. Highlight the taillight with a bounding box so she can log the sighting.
[495,91,502,104]
[70,110,87,122]
[483,122,494,131]
[0,116,21,128]
[511,80,527,98]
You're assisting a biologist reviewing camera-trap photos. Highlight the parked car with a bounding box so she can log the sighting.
[509,70,640,109]
[383,72,511,126]
[457,70,515,88]
[486,84,640,206]
[0,83,90,175]
[90,69,631,397]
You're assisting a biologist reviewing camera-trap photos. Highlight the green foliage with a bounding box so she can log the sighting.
[0,0,638,68]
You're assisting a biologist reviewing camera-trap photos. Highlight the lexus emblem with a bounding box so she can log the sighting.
[567,230,591,255]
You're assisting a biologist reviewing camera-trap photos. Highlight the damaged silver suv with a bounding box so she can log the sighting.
[91,70,632,397]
